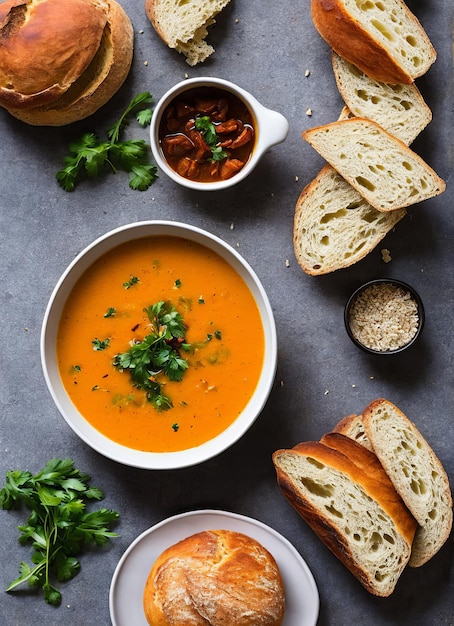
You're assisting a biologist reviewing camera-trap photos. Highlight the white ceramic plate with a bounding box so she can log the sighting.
[109,509,319,626]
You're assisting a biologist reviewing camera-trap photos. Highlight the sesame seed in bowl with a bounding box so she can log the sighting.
[344,279,425,355]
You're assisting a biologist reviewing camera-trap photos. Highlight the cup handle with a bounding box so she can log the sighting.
[255,103,289,149]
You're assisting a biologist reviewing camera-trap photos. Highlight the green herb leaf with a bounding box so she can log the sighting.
[113,301,188,411]
[123,276,139,289]
[56,93,157,191]
[107,92,153,144]
[128,163,158,191]
[92,337,110,351]
[194,116,228,161]
[112,300,222,411]
[1,459,119,606]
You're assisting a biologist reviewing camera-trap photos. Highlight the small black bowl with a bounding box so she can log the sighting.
[344,278,425,355]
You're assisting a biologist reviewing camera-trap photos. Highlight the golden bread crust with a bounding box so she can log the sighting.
[273,440,417,595]
[143,529,285,626]
[0,0,133,125]
[311,0,435,84]
[0,0,107,108]
[320,432,417,543]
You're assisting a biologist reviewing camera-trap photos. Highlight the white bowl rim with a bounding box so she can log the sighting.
[41,220,278,469]
[150,76,289,191]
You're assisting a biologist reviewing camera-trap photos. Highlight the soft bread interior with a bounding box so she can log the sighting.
[332,52,432,145]
[293,164,406,275]
[146,0,230,65]
[274,448,412,596]
[363,401,453,567]
[303,119,446,211]
[340,0,435,79]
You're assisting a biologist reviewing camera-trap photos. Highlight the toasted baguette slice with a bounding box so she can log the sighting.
[145,0,230,66]
[311,0,436,84]
[332,413,373,451]
[362,399,453,567]
[332,53,432,145]
[303,118,446,212]
[293,164,406,275]
[272,440,417,596]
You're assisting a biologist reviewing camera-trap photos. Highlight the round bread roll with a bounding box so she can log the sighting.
[0,0,133,126]
[143,529,286,626]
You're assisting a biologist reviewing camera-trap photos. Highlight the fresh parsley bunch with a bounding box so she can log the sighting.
[0,458,119,606]
[56,92,157,192]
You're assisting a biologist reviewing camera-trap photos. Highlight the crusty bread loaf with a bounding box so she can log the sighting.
[362,399,453,567]
[311,0,437,84]
[332,413,373,451]
[303,118,446,212]
[293,164,406,275]
[331,52,432,146]
[145,0,231,66]
[143,529,285,626]
[272,440,417,596]
[0,0,133,126]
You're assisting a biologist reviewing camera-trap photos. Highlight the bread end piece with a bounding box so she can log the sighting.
[311,0,436,84]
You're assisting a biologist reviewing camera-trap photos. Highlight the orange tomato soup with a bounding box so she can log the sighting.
[57,236,264,452]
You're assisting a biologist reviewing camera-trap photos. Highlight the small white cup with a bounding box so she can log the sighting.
[150,77,289,191]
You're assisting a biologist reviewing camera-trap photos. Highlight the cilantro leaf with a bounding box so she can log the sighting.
[56,93,156,191]
[129,163,158,191]
[194,116,228,161]
[107,91,153,144]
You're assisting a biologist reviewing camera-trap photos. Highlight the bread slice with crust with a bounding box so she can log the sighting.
[362,399,453,567]
[331,52,432,146]
[145,0,231,66]
[332,413,373,451]
[311,0,437,84]
[303,118,446,212]
[272,440,417,596]
[293,164,406,275]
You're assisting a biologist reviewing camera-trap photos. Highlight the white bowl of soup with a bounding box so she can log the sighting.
[41,221,277,469]
[150,77,289,190]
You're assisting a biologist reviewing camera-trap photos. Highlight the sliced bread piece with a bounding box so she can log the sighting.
[362,399,453,567]
[145,0,231,66]
[311,0,437,84]
[303,118,446,212]
[293,164,406,275]
[332,52,432,146]
[332,413,373,451]
[321,432,412,505]
[272,440,417,596]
